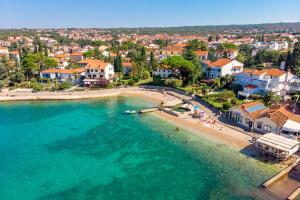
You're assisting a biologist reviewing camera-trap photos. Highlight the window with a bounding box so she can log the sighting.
[257,122,263,129]
[91,69,93,72]
[263,125,271,132]
[95,70,98,72]
[245,118,250,124]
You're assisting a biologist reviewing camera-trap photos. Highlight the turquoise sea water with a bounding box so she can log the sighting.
[0,97,278,200]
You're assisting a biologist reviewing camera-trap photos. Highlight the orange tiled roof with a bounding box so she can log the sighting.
[210,58,232,67]
[41,68,85,74]
[70,52,83,56]
[241,68,286,77]
[123,62,133,67]
[269,106,300,125]
[162,46,184,52]
[78,59,109,69]
[194,50,208,57]
[241,101,267,119]
[9,50,19,55]
[265,69,286,77]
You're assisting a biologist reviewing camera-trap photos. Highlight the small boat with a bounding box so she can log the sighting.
[125,110,137,114]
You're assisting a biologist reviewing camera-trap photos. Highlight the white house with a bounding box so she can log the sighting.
[78,59,115,87]
[234,68,300,98]
[203,58,244,79]
[40,68,85,85]
[153,65,174,78]
[227,102,300,140]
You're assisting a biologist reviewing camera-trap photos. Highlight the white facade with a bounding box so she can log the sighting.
[235,69,300,97]
[154,67,173,78]
[85,63,114,80]
[204,59,244,79]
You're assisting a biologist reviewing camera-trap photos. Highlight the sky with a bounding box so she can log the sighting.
[0,0,299,28]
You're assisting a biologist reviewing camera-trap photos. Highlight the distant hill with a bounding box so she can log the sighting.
[103,22,300,35]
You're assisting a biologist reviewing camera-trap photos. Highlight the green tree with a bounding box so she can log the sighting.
[139,47,147,62]
[186,40,208,51]
[44,58,58,69]
[83,51,93,58]
[292,42,300,76]
[44,46,48,57]
[161,56,196,84]
[285,50,292,71]
[183,49,197,62]
[113,54,123,73]
[149,51,157,71]
[263,92,281,106]
[21,53,45,80]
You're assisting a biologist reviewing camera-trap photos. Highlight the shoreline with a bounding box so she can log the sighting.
[0,87,253,152]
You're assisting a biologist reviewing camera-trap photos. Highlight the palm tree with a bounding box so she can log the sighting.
[200,83,209,96]
[292,94,300,107]
[213,78,222,90]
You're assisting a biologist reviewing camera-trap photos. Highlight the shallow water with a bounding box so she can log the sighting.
[0,97,278,200]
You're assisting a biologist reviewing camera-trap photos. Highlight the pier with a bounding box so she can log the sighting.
[262,160,300,200]
[139,107,158,114]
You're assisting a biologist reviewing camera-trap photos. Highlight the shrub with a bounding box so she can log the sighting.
[152,76,163,85]
[231,83,243,94]
[230,98,238,106]
[223,102,232,111]
[164,78,182,88]
[58,82,72,90]
[0,80,4,89]
[133,76,140,83]
[31,82,43,91]
[250,94,263,100]
[142,71,151,79]
[128,79,136,86]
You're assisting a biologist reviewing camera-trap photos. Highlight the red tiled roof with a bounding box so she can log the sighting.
[41,68,85,74]
[194,50,208,56]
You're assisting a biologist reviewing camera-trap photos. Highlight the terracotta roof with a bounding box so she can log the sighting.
[9,50,19,55]
[70,52,83,56]
[269,106,300,125]
[210,58,232,67]
[242,68,286,77]
[241,101,267,119]
[194,50,208,56]
[265,69,286,77]
[41,68,85,74]
[55,53,69,59]
[123,62,133,67]
[162,46,184,53]
[78,59,109,69]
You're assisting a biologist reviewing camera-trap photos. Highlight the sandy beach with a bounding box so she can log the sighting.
[0,87,251,150]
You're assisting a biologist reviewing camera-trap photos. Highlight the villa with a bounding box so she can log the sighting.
[194,50,208,61]
[161,46,184,58]
[40,68,85,85]
[234,68,300,98]
[202,58,244,79]
[70,52,84,62]
[227,101,300,140]
[153,65,174,78]
[78,59,115,87]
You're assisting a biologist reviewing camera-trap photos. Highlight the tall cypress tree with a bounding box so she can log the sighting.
[44,46,48,57]
[292,42,300,76]
[285,50,292,71]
